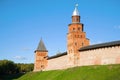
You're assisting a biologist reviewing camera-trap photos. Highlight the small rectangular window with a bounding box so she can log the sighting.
[82,43,84,46]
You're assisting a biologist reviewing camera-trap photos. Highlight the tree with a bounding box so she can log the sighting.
[0,59,34,74]
[0,60,16,74]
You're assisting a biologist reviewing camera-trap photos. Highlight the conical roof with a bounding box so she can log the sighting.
[36,39,47,52]
[72,4,80,16]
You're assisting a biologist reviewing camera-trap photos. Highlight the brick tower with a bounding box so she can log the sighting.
[67,4,89,66]
[34,39,48,71]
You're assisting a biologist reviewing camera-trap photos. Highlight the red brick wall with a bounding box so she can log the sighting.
[45,55,68,70]
[67,22,89,66]
[79,46,120,66]
[34,51,48,71]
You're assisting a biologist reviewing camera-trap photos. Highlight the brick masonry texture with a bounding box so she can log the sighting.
[45,55,68,70]
[34,5,120,71]
[79,46,120,66]
[43,45,120,71]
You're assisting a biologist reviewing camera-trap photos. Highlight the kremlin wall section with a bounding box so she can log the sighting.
[44,44,120,71]
[79,45,120,66]
[34,5,120,71]
[45,55,68,70]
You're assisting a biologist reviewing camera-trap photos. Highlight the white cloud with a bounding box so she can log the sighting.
[13,56,27,60]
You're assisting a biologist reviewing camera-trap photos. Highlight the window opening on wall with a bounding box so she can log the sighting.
[82,42,84,46]
[75,42,77,46]
[73,28,75,31]
[74,18,76,22]
[77,18,79,21]
[81,35,82,38]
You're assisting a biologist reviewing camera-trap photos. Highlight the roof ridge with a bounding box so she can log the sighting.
[79,40,120,51]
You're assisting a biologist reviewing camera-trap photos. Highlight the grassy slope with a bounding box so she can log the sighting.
[2,64,120,80]
[17,64,120,80]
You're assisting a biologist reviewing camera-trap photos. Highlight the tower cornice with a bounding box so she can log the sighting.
[68,23,83,26]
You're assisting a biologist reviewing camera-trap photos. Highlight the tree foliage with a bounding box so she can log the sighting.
[0,60,34,75]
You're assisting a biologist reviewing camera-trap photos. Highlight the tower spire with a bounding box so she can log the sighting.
[72,4,80,23]
[36,39,47,52]
[72,4,80,16]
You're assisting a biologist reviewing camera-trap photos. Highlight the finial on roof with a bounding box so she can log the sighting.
[75,4,78,7]
[72,4,80,16]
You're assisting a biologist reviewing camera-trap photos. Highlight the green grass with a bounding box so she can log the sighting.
[1,64,120,80]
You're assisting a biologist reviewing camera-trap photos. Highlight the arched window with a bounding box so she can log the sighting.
[73,28,75,31]
[76,18,78,21]
[81,35,82,38]
[75,42,77,46]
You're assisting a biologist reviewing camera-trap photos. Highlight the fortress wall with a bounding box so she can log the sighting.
[79,46,120,66]
[45,55,68,71]
[44,45,120,71]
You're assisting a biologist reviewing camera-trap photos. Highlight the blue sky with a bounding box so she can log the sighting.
[0,0,120,63]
